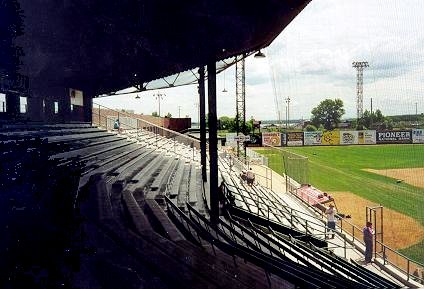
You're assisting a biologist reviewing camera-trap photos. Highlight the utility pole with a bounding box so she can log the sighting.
[194,102,200,128]
[416,102,418,126]
[153,92,165,117]
[352,61,369,120]
[285,96,291,130]
[178,106,181,118]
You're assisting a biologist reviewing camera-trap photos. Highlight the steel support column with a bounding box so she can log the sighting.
[207,62,219,221]
[5,92,20,120]
[59,88,71,122]
[83,93,93,123]
[27,95,43,121]
[235,56,246,157]
[198,67,207,181]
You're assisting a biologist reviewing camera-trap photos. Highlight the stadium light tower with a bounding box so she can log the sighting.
[235,55,246,157]
[153,92,165,117]
[352,61,369,119]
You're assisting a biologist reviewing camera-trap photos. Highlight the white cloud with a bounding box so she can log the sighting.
[96,0,424,121]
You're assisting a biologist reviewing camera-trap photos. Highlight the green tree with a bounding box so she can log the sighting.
[374,109,384,123]
[165,112,172,118]
[360,109,386,129]
[219,116,235,131]
[152,111,159,117]
[311,99,345,130]
[304,124,318,131]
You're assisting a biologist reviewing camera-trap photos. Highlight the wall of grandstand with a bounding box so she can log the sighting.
[92,108,191,132]
[262,129,424,147]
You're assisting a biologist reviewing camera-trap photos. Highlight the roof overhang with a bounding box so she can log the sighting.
[12,0,311,95]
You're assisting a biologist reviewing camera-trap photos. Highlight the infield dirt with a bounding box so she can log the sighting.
[364,168,424,189]
[330,191,424,250]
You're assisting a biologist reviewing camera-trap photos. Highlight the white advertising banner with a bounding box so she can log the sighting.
[412,129,424,143]
[303,131,322,146]
[340,131,359,145]
[358,130,376,144]
[226,133,237,146]
[262,132,282,146]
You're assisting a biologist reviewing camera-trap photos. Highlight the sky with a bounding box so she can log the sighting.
[95,0,424,121]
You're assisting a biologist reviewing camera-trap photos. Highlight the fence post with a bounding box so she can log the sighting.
[98,104,101,126]
[267,204,270,221]
[343,234,347,259]
[383,246,386,265]
[270,169,272,190]
[407,260,410,281]
[290,208,293,227]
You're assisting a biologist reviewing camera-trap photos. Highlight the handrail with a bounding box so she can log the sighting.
[239,144,423,284]
[186,204,365,289]
[92,102,201,149]
[224,182,327,234]
[338,216,424,284]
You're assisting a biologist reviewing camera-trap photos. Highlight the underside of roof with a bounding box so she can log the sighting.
[10,0,311,95]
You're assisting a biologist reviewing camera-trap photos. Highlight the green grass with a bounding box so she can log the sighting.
[257,144,424,263]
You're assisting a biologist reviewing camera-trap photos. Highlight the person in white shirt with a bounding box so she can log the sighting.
[325,204,337,239]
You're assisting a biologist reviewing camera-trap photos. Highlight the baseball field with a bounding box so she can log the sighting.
[255,144,424,264]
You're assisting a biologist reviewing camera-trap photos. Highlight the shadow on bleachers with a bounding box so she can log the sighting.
[0,123,403,288]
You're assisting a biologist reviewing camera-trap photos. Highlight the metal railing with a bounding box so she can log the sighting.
[92,103,201,150]
[338,216,424,284]
[232,147,424,285]
[219,151,273,190]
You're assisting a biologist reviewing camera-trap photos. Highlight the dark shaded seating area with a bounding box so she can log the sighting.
[1,124,285,289]
[0,123,402,289]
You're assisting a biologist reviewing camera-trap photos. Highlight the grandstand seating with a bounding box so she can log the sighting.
[1,123,403,288]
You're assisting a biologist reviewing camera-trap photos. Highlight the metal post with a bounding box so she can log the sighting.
[98,104,101,127]
[343,234,347,259]
[208,62,219,222]
[407,260,410,281]
[198,67,207,181]
[383,246,386,265]
[305,220,308,235]
[374,210,377,259]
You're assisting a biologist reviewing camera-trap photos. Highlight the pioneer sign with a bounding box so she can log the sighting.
[376,130,412,144]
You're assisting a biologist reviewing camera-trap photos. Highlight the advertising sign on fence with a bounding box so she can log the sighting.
[226,133,237,146]
[303,131,322,146]
[376,130,412,144]
[321,131,340,145]
[262,132,282,146]
[358,130,376,144]
[412,129,424,144]
[286,132,304,146]
[340,131,359,145]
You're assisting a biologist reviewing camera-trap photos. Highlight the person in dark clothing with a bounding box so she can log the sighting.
[218,181,226,215]
[113,119,120,130]
[363,221,374,264]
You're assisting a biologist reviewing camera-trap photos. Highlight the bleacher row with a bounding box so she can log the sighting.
[0,123,402,288]
[1,124,289,289]
[188,152,402,289]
